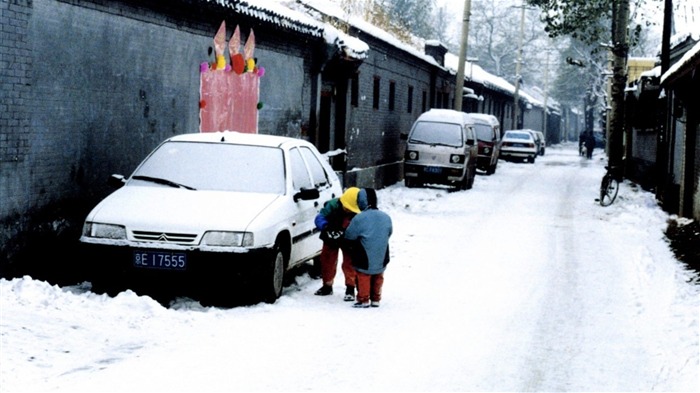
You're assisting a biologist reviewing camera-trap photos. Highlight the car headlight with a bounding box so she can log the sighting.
[83,222,127,240]
[405,150,419,160]
[450,154,465,164]
[202,231,254,247]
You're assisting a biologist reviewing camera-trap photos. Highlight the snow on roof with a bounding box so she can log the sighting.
[202,0,324,36]
[200,0,370,60]
[322,24,370,60]
[641,66,661,79]
[661,39,700,84]
[295,0,441,68]
[444,53,544,109]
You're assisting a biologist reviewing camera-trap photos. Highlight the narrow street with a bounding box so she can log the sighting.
[1,143,698,392]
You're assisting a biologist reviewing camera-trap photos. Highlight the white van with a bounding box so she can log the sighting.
[401,109,478,190]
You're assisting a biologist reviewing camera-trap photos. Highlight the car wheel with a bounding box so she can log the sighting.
[258,243,285,304]
[528,155,536,163]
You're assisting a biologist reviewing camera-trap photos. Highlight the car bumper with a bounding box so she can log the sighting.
[80,242,275,294]
[500,148,536,158]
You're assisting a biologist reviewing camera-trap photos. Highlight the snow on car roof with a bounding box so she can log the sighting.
[468,113,499,126]
[167,131,306,148]
[417,109,473,123]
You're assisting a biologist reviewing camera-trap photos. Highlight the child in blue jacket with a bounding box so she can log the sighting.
[344,188,393,308]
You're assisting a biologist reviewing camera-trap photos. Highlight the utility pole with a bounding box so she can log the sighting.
[511,0,526,130]
[656,0,673,203]
[454,0,472,112]
[543,50,549,138]
[608,0,630,171]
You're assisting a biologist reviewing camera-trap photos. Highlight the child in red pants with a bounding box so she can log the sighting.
[344,188,393,308]
[314,187,361,300]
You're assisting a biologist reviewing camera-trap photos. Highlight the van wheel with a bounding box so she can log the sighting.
[486,162,497,175]
[468,165,476,188]
[461,167,474,190]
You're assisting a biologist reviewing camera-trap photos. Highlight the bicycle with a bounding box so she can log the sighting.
[599,165,621,206]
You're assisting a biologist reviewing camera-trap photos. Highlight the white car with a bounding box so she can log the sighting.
[80,131,343,304]
[500,130,538,163]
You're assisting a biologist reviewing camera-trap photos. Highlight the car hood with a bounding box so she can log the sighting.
[86,185,280,233]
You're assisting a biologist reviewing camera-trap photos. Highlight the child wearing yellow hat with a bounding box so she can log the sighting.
[314,187,361,300]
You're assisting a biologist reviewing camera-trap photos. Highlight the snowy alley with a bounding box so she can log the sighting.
[1,143,698,392]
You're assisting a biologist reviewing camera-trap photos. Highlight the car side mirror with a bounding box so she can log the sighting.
[400,133,408,141]
[294,188,320,202]
[466,138,475,146]
[108,174,126,189]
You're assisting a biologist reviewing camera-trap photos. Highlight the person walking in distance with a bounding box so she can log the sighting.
[344,188,393,308]
[314,187,361,300]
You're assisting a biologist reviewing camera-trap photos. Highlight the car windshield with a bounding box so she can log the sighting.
[131,141,285,194]
[409,121,463,147]
[474,124,493,141]
[505,132,531,140]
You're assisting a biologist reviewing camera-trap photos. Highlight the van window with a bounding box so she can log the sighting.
[474,124,494,141]
[409,121,464,147]
[465,126,476,142]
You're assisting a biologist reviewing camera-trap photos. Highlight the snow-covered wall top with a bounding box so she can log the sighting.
[203,0,370,60]
[202,0,324,36]
[444,53,544,109]
[294,0,440,68]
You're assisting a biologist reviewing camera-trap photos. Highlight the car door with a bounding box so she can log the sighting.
[288,146,321,265]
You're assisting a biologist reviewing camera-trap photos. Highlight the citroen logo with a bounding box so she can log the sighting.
[158,234,169,242]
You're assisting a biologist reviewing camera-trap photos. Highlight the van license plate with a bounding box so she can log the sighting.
[134,250,187,270]
[424,166,442,174]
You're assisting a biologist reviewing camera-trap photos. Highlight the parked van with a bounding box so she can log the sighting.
[401,109,478,190]
[469,113,501,175]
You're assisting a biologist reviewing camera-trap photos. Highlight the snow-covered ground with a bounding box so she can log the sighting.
[2,143,698,392]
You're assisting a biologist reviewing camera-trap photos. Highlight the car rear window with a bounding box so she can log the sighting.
[505,132,531,140]
[131,141,285,194]
[409,121,463,147]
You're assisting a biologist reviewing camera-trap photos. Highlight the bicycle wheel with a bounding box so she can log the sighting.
[599,173,619,206]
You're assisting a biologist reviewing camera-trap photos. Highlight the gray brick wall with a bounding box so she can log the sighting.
[0,0,322,271]
[344,33,454,188]
[1,0,32,184]
[1,0,33,269]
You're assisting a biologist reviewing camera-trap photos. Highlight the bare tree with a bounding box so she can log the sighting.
[467,0,551,87]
